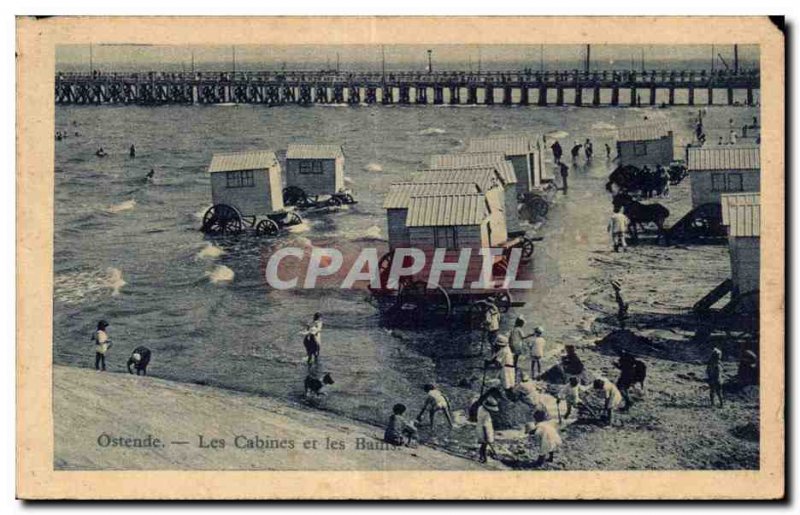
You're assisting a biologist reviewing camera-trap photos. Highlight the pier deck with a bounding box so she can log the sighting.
[55,69,760,107]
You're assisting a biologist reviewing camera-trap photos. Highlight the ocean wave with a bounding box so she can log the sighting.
[591,122,617,131]
[54,267,126,304]
[546,130,569,139]
[363,162,383,172]
[196,243,225,260]
[206,265,234,284]
[287,221,311,233]
[344,176,354,184]
[417,127,447,136]
[106,199,136,213]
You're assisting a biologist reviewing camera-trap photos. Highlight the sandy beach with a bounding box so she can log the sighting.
[53,365,488,470]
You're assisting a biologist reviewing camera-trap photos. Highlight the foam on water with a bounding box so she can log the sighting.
[287,221,311,233]
[54,267,126,304]
[196,242,225,260]
[363,162,383,172]
[107,267,126,296]
[107,199,136,213]
[591,121,617,131]
[344,176,354,184]
[206,264,234,284]
[546,130,570,139]
[417,127,447,136]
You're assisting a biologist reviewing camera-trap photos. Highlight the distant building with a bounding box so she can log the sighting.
[285,144,345,197]
[616,123,674,168]
[426,155,522,235]
[466,136,544,196]
[208,150,284,215]
[721,192,760,297]
[687,146,760,208]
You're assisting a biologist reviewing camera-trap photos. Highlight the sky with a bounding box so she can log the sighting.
[55,44,759,72]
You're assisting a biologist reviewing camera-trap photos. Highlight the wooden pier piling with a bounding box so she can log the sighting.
[53,69,759,108]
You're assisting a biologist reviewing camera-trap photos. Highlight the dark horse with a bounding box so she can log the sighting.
[613,193,670,244]
[606,165,643,193]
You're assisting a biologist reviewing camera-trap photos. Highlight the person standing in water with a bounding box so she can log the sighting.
[302,312,323,365]
[550,139,563,164]
[559,163,570,194]
[91,320,112,371]
[129,144,136,158]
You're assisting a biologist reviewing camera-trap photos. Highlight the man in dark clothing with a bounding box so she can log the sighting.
[550,140,563,164]
[605,143,612,159]
[570,143,582,162]
[559,163,569,193]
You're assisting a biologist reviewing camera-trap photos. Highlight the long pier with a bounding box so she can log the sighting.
[55,69,759,107]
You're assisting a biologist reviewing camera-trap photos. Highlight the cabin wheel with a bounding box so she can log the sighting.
[285,211,304,226]
[255,218,279,237]
[341,193,355,204]
[327,195,343,207]
[201,204,244,235]
[518,238,535,259]
[494,290,512,313]
[282,186,307,206]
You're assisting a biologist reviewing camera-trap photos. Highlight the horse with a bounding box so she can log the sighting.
[606,164,643,193]
[613,193,670,243]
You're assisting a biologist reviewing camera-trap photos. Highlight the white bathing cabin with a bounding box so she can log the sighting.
[383,182,507,251]
[466,135,545,196]
[720,192,760,297]
[616,123,674,169]
[427,154,522,234]
[285,144,345,197]
[687,146,760,208]
[208,150,284,215]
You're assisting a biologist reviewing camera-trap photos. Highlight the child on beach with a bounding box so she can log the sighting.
[527,410,562,466]
[384,403,417,447]
[557,376,584,420]
[91,320,112,371]
[706,347,724,408]
[416,384,454,430]
[593,378,623,425]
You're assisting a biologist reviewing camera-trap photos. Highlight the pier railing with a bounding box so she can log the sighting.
[55,68,760,106]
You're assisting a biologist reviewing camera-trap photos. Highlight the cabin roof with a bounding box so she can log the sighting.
[721,192,760,238]
[406,193,490,227]
[687,146,760,172]
[208,151,279,173]
[428,153,518,184]
[617,123,672,142]
[413,167,504,191]
[286,144,344,160]
[383,182,478,209]
[466,136,534,156]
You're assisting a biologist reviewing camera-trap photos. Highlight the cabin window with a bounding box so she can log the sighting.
[225,170,255,188]
[298,160,324,174]
[711,173,726,192]
[433,227,458,249]
[727,173,744,192]
[633,142,647,156]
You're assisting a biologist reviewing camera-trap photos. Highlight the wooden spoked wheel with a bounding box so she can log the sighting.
[283,186,308,207]
[201,204,244,235]
[255,218,279,237]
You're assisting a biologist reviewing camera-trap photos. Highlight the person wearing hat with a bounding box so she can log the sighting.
[91,320,112,371]
[706,347,724,408]
[508,316,535,382]
[528,326,547,378]
[482,298,501,352]
[476,397,499,463]
[489,334,516,394]
[302,312,323,366]
[527,410,562,466]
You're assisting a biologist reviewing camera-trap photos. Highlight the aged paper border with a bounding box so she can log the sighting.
[16,16,785,500]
